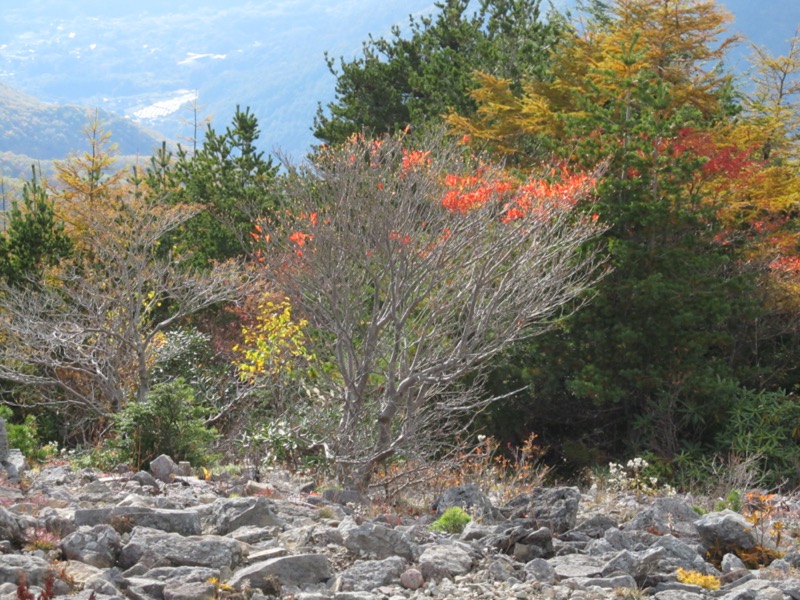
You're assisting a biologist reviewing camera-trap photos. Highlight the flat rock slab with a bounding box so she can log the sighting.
[75,506,202,536]
[227,553,331,591]
[118,526,244,571]
[419,544,472,579]
[549,553,605,579]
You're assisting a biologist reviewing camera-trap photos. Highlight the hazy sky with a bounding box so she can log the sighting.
[1,0,798,159]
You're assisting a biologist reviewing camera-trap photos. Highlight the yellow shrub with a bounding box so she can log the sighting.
[676,567,720,590]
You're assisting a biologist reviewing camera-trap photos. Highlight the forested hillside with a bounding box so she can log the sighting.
[0,81,168,187]
[1,0,799,495]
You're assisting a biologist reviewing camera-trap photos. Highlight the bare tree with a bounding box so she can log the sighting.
[263,131,608,491]
[0,180,250,434]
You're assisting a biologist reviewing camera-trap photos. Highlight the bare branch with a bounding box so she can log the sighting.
[261,130,608,490]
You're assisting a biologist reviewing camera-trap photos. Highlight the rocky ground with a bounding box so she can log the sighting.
[1,452,800,600]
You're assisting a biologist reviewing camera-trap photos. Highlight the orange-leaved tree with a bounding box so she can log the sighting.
[446,0,800,467]
[254,130,607,491]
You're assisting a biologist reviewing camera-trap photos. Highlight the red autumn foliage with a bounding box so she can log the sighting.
[673,127,758,179]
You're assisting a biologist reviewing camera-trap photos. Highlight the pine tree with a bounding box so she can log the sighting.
[0,166,72,286]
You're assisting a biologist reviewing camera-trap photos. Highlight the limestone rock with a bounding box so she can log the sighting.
[75,506,202,536]
[432,484,495,520]
[227,553,330,591]
[60,524,123,568]
[0,505,24,545]
[694,509,758,553]
[118,526,244,572]
[2,449,25,482]
[333,556,406,591]
[626,496,700,538]
[418,543,473,580]
[524,557,556,584]
[206,495,283,535]
[504,487,581,533]
[163,580,217,600]
[149,454,183,483]
[400,567,424,590]
[339,517,417,560]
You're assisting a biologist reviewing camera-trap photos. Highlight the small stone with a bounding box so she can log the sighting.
[721,552,747,572]
[149,454,182,483]
[400,568,424,590]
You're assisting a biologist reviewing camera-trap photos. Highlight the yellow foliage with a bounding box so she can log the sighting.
[448,0,737,162]
[234,296,312,381]
[676,567,720,590]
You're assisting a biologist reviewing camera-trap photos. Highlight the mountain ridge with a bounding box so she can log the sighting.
[0,0,797,171]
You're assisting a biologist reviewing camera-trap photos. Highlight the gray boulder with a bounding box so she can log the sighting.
[118,526,244,573]
[504,487,581,533]
[694,509,758,553]
[484,520,554,559]
[548,553,605,579]
[82,567,129,599]
[524,557,556,584]
[149,454,183,482]
[652,534,708,571]
[206,495,283,535]
[2,449,25,482]
[0,554,69,593]
[600,546,666,585]
[339,517,417,560]
[333,556,406,591]
[163,580,217,600]
[227,553,330,591]
[626,496,700,538]
[138,565,221,583]
[565,513,618,539]
[0,505,24,545]
[570,574,638,589]
[60,524,123,568]
[418,543,473,580]
[75,506,202,536]
[433,484,495,520]
[459,520,494,542]
[131,470,158,488]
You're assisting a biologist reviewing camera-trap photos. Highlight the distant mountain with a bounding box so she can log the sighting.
[0,81,168,189]
[0,82,167,161]
[0,0,797,172]
[0,1,444,164]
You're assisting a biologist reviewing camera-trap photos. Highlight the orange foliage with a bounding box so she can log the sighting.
[401,149,431,173]
[441,173,513,213]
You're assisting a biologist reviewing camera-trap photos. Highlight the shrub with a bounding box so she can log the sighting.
[113,378,218,470]
[23,527,60,552]
[718,388,800,487]
[0,406,58,462]
[676,568,720,590]
[430,506,472,534]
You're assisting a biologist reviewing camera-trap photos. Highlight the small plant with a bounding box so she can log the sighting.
[317,506,335,520]
[740,490,785,566]
[206,577,236,598]
[0,407,58,463]
[16,569,56,600]
[112,378,218,470]
[108,515,135,535]
[714,489,742,513]
[23,527,60,552]
[675,567,720,590]
[430,506,472,534]
[604,457,675,496]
